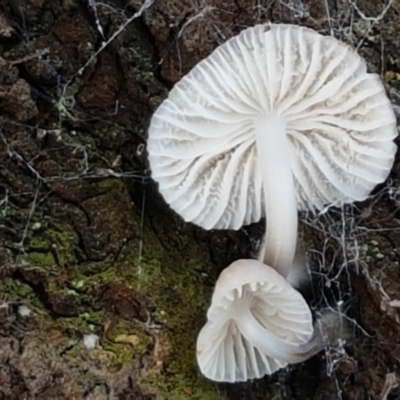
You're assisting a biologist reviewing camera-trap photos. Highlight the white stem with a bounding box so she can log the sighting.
[254,115,298,277]
[235,303,326,364]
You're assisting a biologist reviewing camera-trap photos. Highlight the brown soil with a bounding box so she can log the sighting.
[1,0,400,399]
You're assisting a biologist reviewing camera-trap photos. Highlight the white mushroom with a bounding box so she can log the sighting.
[197,259,335,382]
[147,23,397,277]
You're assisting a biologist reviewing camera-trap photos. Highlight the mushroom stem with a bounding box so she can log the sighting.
[234,302,326,364]
[254,115,298,277]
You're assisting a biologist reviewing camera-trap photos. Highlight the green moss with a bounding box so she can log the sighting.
[27,251,56,267]
[2,278,36,302]
[118,220,216,396]
[81,180,218,397]
[3,179,218,399]
[102,319,151,365]
[27,219,77,268]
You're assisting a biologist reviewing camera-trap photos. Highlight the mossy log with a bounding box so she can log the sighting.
[1,0,400,399]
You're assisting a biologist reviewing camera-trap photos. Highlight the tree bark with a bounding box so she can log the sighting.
[0,1,400,399]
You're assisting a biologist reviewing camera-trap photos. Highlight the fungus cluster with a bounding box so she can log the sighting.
[147,23,397,382]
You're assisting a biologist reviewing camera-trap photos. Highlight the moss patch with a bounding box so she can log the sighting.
[2,179,218,399]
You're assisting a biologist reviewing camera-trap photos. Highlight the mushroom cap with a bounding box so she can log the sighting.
[196,259,313,382]
[147,23,397,230]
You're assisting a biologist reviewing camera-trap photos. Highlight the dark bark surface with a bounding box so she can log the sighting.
[0,0,400,399]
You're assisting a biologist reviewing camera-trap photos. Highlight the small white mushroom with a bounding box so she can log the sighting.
[196,259,336,382]
[83,333,99,350]
[148,23,397,277]
[17,305,32,317]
